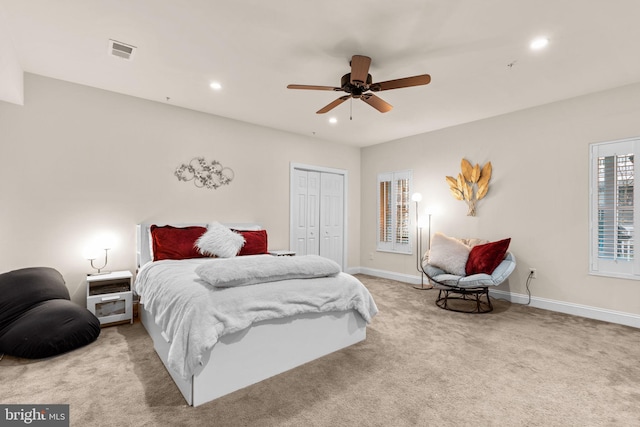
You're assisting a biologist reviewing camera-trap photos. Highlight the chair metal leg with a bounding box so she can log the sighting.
[434,286,493,313]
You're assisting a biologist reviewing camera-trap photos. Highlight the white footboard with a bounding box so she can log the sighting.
[140,304,366,406]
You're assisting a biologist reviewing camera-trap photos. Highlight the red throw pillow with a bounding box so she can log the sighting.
[150,225,207,261]
[465,238,511,275]
[234,230,268,256]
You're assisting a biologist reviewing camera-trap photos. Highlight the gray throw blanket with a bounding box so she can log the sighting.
[195,254,341,287]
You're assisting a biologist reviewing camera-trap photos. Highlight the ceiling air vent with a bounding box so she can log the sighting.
[108,39,136,61]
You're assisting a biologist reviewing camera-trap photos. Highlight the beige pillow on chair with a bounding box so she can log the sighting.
[427,232,470,276]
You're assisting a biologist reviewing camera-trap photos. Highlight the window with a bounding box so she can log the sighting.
[377,170,412,254]
[590,137,640,279]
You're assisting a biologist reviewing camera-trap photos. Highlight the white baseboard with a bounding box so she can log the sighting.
[489,289,640,329]
[352,267,640,329]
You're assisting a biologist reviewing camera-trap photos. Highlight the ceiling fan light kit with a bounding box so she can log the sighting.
[287,55,431,115]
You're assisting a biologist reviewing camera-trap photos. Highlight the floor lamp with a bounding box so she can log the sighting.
[412,193,432,290]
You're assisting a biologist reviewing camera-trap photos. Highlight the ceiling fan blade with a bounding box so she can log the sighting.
[287,84,340,91]
[370,74,431,91]
[350,55,371,86]
[361,93,393,113]
[316,95,351,114]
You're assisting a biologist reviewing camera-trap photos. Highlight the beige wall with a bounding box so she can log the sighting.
[4,72,640,317]
[0,74,361,304]
[361,82,640,316]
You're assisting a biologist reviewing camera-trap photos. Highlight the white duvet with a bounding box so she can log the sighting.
[135,255,378,380]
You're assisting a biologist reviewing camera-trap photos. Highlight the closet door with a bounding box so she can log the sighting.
[291,166,346,269]
[320,172,344,266]
[292,169,320,256]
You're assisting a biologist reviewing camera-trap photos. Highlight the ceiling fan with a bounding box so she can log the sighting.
[287,55,431,114]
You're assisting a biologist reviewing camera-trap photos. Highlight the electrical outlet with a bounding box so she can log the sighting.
[369,252,374,260]
[529,268,537,279]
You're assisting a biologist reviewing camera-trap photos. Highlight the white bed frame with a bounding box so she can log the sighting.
[135,223,367,407]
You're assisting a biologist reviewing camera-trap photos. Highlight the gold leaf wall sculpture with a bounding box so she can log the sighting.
[446,159,492,216]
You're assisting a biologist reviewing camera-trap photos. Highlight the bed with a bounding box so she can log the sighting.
[134,223,378,407]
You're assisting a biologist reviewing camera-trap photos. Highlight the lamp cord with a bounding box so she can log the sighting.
[525,272,533,305]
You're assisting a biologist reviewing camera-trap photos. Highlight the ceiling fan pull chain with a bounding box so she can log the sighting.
[350,97,353,120]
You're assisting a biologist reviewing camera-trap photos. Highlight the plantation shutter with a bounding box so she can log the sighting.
[590,138,640,278]
[379,178,392,243]
[377,170,412,254]
[395,177,410,245]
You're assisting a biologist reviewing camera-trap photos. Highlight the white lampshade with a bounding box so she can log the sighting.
[83,247,100,261]
[424,205,442,216]
[83,232,116,260]
[411,192,422,202]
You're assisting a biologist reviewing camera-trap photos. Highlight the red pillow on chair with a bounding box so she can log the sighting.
[465,238,511,275]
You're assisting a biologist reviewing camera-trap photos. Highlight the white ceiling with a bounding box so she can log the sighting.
[2,0,640,147]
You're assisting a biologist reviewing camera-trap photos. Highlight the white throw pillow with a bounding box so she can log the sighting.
[195,222,245,258]
[428,232,470,276]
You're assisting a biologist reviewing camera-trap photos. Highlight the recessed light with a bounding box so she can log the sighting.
[530,37,549,50]
[210,82,222,90]
[329,117,337,124]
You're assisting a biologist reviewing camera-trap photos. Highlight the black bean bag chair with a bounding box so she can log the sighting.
[0,267,100,358]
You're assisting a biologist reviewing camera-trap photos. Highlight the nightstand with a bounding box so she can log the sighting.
[86,270,133,327]
[269,250,296,256]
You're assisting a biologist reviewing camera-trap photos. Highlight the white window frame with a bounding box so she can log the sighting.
[377,170,412,254]
[589,137,640,279]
